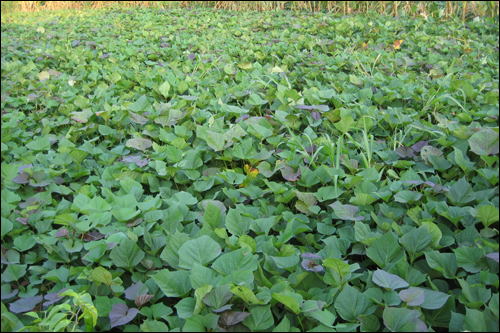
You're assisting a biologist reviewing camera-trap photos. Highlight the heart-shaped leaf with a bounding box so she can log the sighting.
[109,303,140,328]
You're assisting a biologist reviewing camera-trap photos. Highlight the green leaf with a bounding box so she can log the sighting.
[445,177,475,206]
[190,263,222,289]
[2,264,27,282]
[159,81,171,98]
[174,297,195,319]
[141,320,169,332]
[128,95,152,113]
[177,150,203,169]
[394,190,422,204]
[203,284,233,309]
[382,307,421,332]
[206,130,225,151]
[476,205,499,227]
[42,266,70,283]
[231,285,266,305]
[349,74,363,86]
[109,239,145,269]
[233,138,257,160]
[248,93,268,106]
[226,208,251,237]
[335,285,372,323]
[468,128,499,156]
[212,249,257,276]
[323,258,351,287]
[160,231,190,269]
[26,136,51,151]
[273,316,301,332]
[454,247,484,273]
[111,207,141,222]
[272,292,302,314]
[366,232,404,269]
[458,279,491,309]
[488,293,499,319]
[13,234,37,252]
[1,217,13,239]
[243,305,274,331]
[178,235,222,269]
[416,288,451,310]
[372,269,409,290]
[334,115,354,133]
[152,269,191,297]
[203,203,221,230]
[464,308,489,332]
[424,251,457,278]
[359,314,380,332]
[399,227,433,261]
[1,303,21,332]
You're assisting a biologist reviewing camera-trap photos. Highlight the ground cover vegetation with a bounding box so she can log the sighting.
[1,2,499,332]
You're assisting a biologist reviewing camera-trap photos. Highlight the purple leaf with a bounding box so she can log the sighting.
[82,231,104,242]
[301,259,324,272]
[411,141,428,153]
[395,146,414,158]
[220,311,251,326]
[106,242,119,250]
[301,253,322,259]
[43,288,68,307]
[29,172,51,187]
[305,144,317,154]
[126,138,152,152]
[402,180,423,185]
[19,197,43,209]
[486,252,499,263]
[188,53,196,60]
[16,217,29,225]
[235,114,249,123]
[329,201,364,221]
[53,177,65,185]
[18,164,33,173]
[281,166,301,181]
[125,281,149,301]
[415,318,429,332]
[399,288,425,306]
[311,111,321,121]
[122,155,148,168]
[213,304,233,313]
[10,295,43,314]
[12,173,30,184]
[55,228,69,238]
[135,294,154,307]
[430,183,449,193]
[100,53,110,59]
[1,288,18,301]
[294,105,314,111]
[109,303,140,328]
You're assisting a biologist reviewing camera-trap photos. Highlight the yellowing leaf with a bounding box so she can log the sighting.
[37,71,50,81]
[393,40,403,50]
[244,164,259,176]
[237,62,253,70]
[240,164,259,188]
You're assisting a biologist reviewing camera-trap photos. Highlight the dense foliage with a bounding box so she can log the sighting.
[1,6,499,332]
